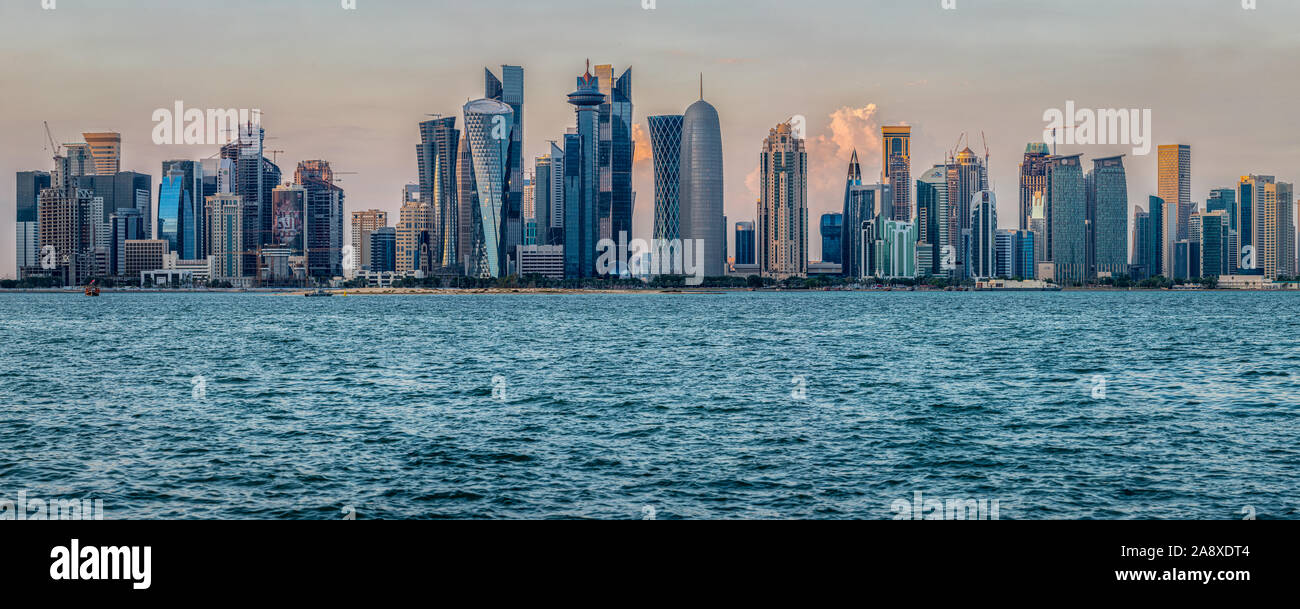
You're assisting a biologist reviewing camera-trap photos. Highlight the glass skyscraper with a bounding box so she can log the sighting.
[485,66,524,270]
[648,114,684,242]
[1090,155,1128,278]
[679,89,724,277]
[416,116,460,270]
[734,221,755,266]
[594,65,634,244]
[819,213,842,265]
[463,98,515,278]
[1047,154,1087,285]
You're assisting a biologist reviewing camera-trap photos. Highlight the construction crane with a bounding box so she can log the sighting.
[332,171,358,183]
[267,150,286,164]
[981,131,990,166]
[43,121,63,160]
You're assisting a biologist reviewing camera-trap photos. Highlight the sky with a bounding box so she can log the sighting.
[2,0,1298,278]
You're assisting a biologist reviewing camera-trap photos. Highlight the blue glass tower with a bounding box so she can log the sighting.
[486,66,524,269]
[564,65,604,278]
[463,98,515,278]
[820,213,842,264]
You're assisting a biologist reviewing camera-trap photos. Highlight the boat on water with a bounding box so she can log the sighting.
[305,289,333,297]
[84,280,101,297]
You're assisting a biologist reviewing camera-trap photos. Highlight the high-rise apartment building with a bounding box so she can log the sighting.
[296,160,345,279]
[1157,144,1192,242]
[757,120,807,278]
[206,193,245,280]
[1018,142,1050,231]
[351,209,388,272]
[968,191,998,279]
[881,126,911,221]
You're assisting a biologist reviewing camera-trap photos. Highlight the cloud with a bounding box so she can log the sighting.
[632,122,652,165]
[806,104,881,208]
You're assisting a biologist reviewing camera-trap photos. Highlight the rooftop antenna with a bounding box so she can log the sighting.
[699,73,703,100]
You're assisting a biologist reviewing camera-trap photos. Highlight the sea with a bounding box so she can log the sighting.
[1,291,1297,519]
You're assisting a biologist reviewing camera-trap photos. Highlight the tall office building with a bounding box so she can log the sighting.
[534,147,564,247]
[270,184,306,254]
[679,83,725,277]
[946,147,988,277]
[15,171,51,274]
[563,68,604,278]
[1090,155,1128,278]
[734,221,756,266]
[820,213,842,265]
[881,126,911,221]
[351,209,387,272]
[757,120,807,278]
[485,65,524,269]
[38,179,97,285]
[62,143,96,179]
[840,150,864,276]
[593,64,634,244]
[108,208,145,277]
[220,123,279,276]
[648,114,684,242]
[1029,192,1047,270]
[82,132,121,176]
[464,98,515,278]
[416,116,459,270]
[1198,210,1228,278]
[369,227,397,273]
[1275,181,1295,278]
[1208,188,1235,223]
[915,164,947,276]
[1236,175,1262,272]
[1145,196,1166,278]
[157,163,204,260]
[868,218,918,279]
[1158,144,1192,243]
[296,160,345,279]
[1046,154,1087,285]
[1132,206,1151,280]
[968,191,998,279]
[1018,142,1050,230]
[456,134,476,272]
[73,171,152,241]
[206,193,244,280]
[396,191,432,273]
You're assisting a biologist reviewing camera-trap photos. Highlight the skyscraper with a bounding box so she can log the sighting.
[15,171,50,274]
[1198,210,1227,278]
[820,213,842,265]
[416,116,460,270]
[1090,155,1129,278]
[757,120,807,278]
[369,227,397,274]
[594,64,634,244]
[1046,154,1087,285]
[206,193,244,281]
[464,98,515,278]
[1132,206,1150,280]
[296,160,345,279]
[915,164,947,277]
[946,147,988,277]
[564,67,603,278]
[396,189,432,274]
[1158,144,1192,242]
[82,132,122,176]
[881,126,911,221]
[648,114,684,242]
[734,221,755,266]
[1145,196,1166,278]
[270,183,305,255]
[534,144,564,247]
[351,209,388,272]
[1018,142,1050,230]
[968,191,998,279]
[678,82,725,277]
[485,65,524,269]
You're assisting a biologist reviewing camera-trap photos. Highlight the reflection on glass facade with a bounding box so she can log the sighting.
[648,114,683,242]
[158,166,192,259]
[486,65,524,269]
[595,65,633,243]
[1047,155,1087,285]
[564,67,603,278]
[463,98,514,278]
[820,213,842,265]
[1090,155,1128,278]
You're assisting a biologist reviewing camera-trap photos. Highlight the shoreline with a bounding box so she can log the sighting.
[0,286,1297,295]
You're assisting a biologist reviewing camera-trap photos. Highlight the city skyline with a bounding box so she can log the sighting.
[3,0,1299,278]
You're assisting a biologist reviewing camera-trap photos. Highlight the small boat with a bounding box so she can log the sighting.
[84,280,101,297]
[305,289,333,297]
